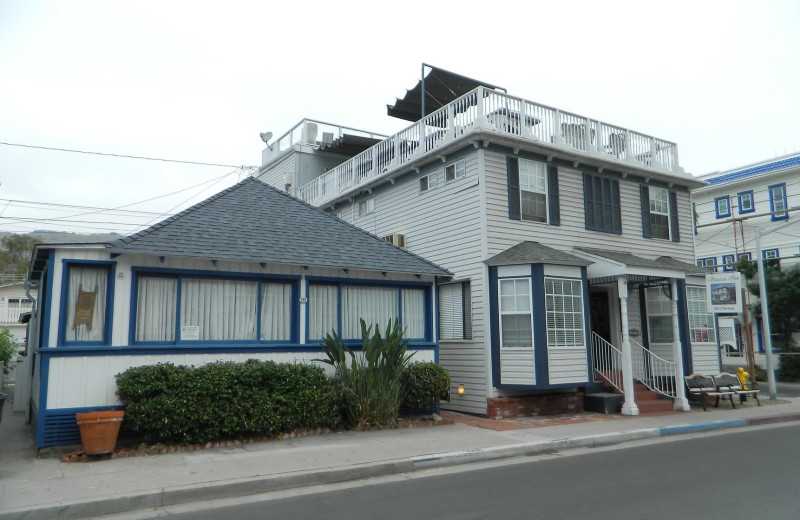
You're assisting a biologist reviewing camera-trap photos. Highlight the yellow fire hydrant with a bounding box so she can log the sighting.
[737,367,749,390]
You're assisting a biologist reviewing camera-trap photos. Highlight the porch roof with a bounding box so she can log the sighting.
[486,241,592,267]
[573,248,698,281]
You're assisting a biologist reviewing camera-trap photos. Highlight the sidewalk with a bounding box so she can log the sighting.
[2,389,800,520]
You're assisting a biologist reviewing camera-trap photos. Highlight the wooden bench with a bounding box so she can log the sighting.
[714,372,761,406]
[684,374,737,411]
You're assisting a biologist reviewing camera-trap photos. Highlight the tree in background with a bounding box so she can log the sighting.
[736,257,800,381]
[0,328,19,376]
[0,235,41,284]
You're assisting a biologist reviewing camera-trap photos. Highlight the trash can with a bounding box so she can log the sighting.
[0,393,8,424]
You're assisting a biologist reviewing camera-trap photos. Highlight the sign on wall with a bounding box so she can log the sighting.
[706,272,743,313]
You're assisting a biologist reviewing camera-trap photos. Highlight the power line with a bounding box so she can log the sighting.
[0,141,258,170]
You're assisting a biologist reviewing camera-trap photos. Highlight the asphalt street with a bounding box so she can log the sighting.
[118,423,800,520]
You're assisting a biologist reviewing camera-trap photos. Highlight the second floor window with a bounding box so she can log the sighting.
[738,191,754,213]
[358,197,375,216]
[721,254,735,271]
[640,185,679,242]
[768,183,787,221]
[506,156,560,225]
[715,196,731,218]
[583,173,621,233]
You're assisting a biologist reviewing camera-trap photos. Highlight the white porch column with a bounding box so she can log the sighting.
[618,277,639,416]
[671,279,690,411]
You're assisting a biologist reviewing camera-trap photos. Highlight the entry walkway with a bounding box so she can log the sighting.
[2,388,800,520]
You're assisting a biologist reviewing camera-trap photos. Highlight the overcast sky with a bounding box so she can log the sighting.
[1,0,798,236]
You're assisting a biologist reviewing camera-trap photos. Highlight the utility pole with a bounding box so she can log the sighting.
[754,228,778,400]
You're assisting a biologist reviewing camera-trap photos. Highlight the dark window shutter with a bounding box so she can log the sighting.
[548,165,560,226]
[583,174,595,228]
[669,191,680,242]
[612,179,621,233]
[506,157,520,220]
[640,184,652,238]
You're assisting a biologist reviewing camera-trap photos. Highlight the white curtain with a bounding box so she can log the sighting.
[180,279,257,341]
[136,276,177,342]
[260,283,291,341]
[65,265,108,342]
[402,288,425,338]
[308,284,338,340]
[341,286,397,338]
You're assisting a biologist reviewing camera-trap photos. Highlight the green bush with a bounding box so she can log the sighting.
[0,328,18,376]
[318,319,413,428]
[401,362,450,411]
[778,354,800,382]
[116,360,340,444]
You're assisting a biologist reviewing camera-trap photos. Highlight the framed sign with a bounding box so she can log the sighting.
[706,272,742,313]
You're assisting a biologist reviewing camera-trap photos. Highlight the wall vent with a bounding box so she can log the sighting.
[382,233,406,248]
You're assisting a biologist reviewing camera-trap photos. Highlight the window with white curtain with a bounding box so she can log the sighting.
[64,264,111,343]
[646,287,674,343]
[308,283,428,340]
[439,281,472,340]
[134,273,294,344]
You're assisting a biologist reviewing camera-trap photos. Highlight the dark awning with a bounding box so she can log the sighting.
[317,134,383,157]
[387,65,504,122]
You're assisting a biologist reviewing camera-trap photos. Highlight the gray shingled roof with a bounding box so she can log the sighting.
[655,256,712,275]
[486,241,592,266]
[107,178,450,277]
[574,248,665,269]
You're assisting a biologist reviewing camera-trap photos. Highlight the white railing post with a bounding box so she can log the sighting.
[476,86,485,121]
[554,110,564,145]
[671,279,690,411]
[618,277,639,415]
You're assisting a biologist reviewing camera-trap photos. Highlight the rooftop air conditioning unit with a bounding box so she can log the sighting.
[382,233,406,249]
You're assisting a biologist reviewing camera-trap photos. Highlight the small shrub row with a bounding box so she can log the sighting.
[116,360,340,444]
[401,362,450,411]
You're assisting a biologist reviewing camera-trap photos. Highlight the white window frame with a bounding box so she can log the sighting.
[645,286,674,344]
[768,183,788,220]
[519,158,548,223]
[738,191,754,213]
[686,286,716,343]
[498,277,533,349]
[358,197,375,216]
[721,254,735,272]
[445,160,466,182]
[544,277,585,348]
[649,186,671,240]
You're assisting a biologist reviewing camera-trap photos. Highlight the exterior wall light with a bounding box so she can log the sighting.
[457,384,465,396]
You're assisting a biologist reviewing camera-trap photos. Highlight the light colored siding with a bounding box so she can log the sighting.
[332,150,489,415]
[500,349,536,385]
[691,342,721,374]
[483,149,695,262]
[46,350,438,409]
[256,153,295,191]
[548,347,589,384]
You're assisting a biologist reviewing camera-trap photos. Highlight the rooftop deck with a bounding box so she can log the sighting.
[285,87,683,207]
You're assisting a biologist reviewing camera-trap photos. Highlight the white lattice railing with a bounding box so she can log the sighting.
[295,87,682,206]
[631,339,678,398]
[592,332,624,393]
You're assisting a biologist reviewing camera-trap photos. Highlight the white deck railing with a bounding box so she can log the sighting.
[296,86,681,207]
[631,339,678,398]
[1,306,31,324]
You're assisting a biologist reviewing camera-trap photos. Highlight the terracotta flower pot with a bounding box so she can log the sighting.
[76,410,125,455]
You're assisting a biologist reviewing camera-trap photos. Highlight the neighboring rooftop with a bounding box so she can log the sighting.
[696,151,800,186]
[486,241,592,267]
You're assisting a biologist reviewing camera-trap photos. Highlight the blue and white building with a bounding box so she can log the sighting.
[692,152,800,366]
[23,178,450,448]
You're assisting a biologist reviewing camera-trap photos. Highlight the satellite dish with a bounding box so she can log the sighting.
[260,131,273,144]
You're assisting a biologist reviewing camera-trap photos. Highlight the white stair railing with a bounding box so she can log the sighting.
[591,332,623,393]
[630,339,678,398]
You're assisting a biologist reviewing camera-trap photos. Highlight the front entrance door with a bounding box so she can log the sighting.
[590,291,611,343]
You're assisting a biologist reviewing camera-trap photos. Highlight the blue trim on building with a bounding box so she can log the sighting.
[580,266,593,381]
[714,195,731,218]
[58,260,116,347]
[676,280,693,376]
[721,254,735,272]
[41,250,55,349]
[737,190,755,214]
[705,155,800,185]
[36,343,437,357]
[36,354,51,448]
[768,183,788,221]
[488,266,500,388]
[531,264,548,386]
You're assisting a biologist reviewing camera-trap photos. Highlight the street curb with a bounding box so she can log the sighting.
[3,412,800,520]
